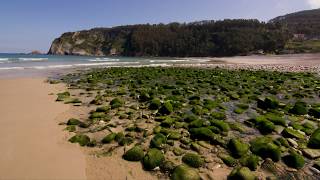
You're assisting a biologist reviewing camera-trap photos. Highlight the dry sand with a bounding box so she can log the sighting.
[0,78,86,179]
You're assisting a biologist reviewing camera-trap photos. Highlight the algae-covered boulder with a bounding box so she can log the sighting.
[89,112,106,119]
[143,148,165,170]
[219,154,237,167]
[182,153,204,168]
[240,155,260,171]
[171,164,201,180]
[56,91,70,101]
[257,97,279,110]
[308,128,320,149]
[101,133,116,144]
[149,98,162,110]
[67,118,81,125]
[282,151,305,169]
[211,111,226,120]
[228,139,249,158]
[118,137,134,146]
[256,119,275,135]
[160,161,176,173]
[69,134,90,146]
[96,106,110,112]
[250,137,281,162]
[123,146,144,161]
[281,128,304,139]
[159,101,174,115]
[189,127,214,141]
[110,98,124,109]
[228,167,256,180]
[150,133,167,149]
[289,101,308,115]
[309,107,320,118]
[210,120,230,132]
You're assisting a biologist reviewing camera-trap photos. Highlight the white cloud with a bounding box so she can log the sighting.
[306,0,320,8]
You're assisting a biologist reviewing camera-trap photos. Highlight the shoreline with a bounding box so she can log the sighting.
[0,77,86,179]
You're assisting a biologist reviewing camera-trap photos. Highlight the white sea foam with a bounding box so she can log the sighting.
[18,58,48,62]
[0,67,24,70]
[0,58,9,61]
[148,59,189,63]
[88,58,120,62]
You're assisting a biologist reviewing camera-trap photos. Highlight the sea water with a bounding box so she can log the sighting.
[0,53,209,78]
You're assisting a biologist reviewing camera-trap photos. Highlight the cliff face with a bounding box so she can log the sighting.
[48,28,131,56]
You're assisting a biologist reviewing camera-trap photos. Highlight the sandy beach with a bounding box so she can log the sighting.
[0,78,86,179]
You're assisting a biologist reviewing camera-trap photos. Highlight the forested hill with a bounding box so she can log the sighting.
[48,19,289,57]
[270,8,320,37]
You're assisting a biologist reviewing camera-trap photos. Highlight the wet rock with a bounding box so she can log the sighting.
[182,153,204,168]
[289,101,308,115]
[69,134,90,146]
[282,150,305,169]
[250,137,281,162]
[171,164,201,180]
[67,118,81,125]
[142,148,165,170]
[282,128,305,139]
[159,101,174,115]
[228,167,256,180]
[308,128,320,149]
[302,148,320,159]
[228,139,249,158]
[150,133,167,149]
[219,154,237,167]
[160,160,176,173]
[123,146,144,161]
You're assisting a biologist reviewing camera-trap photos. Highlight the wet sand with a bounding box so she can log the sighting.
[0,78,86,179]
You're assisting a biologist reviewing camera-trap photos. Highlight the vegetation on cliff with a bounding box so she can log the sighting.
[48,19,289,57]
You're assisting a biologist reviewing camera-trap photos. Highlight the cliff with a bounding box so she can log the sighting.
[48,20,289,57]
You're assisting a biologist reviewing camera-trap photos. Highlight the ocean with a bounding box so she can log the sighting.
[0,53,209,78]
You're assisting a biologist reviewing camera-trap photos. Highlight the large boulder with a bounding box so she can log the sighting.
[289,101,308,115]
[69,134,90,146]
[171,164,200,180]
[228,139,249,158]
[143,148,165,170]
[308,128,320,149]
[182,153,204,168]
[123,146,144,161]
[228,167,256,180]
[250,137,281,162]
[282,151,305,169]
[150,133,167,149]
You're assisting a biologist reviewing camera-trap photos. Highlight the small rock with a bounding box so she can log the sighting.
[287,138,298,148]
[302,149,320,159]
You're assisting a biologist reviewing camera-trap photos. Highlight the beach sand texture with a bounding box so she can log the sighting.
[0,78,86,179]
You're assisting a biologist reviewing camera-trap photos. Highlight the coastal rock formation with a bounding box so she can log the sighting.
[48,20,288,57]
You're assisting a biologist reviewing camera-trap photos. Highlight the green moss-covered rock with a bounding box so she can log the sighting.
[281,128,304,139]
[256,119,275,135]
[89,112,106,119]
[118,137,134,146]
[228,167,256,180]
[160,161,176,173]
[257,97,279,110]
[210,120,230,132]
[171,164,201,180]
[149,98,162,110]
[308,128,320,149]
[67,118,81,125]
[182,153,204,168]
[211,111,226,120]
[250,137,281,162]
[143,148,165,170]
[101,133,116,144]
[189,127,214,141]
[240,155,260,171]
[115,132,125,142]
[159,101,174,115]
[96,106,110,112]
[289,101,308,115]
[228,139,249,158]
[309,107,320,118]
[56,91,70,101]
[219,154,237,167]
[188,119,205,128]
[123,146,144,161]
[110,98,124,109]
[69,134,90,146]
[150,133,167,149]
[161,117,176,127]
[282,151,305,169]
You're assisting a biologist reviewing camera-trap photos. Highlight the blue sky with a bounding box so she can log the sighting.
[0,0,317,53]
